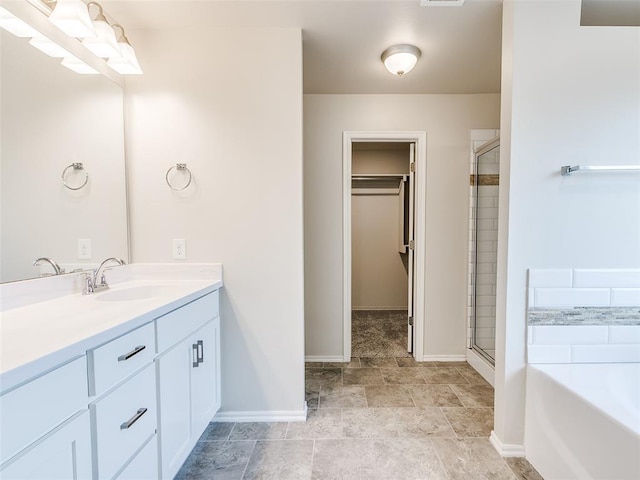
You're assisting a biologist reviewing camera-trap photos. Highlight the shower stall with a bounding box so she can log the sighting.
[470,137,500,365]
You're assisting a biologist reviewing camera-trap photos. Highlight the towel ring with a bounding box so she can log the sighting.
[166,163,192,191]
[62,163,89,190]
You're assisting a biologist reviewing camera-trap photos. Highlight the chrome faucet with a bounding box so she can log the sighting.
[33,257,65,276]
[83,257,126,294]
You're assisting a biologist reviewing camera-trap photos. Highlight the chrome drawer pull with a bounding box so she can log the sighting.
[197,340,204,364]
[120,408,147,430]
[118,345,146,362]
[192,344,199,368]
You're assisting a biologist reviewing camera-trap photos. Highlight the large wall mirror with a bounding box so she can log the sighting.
[0,28,128,283]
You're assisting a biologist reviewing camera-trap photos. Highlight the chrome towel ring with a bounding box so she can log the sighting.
[62,163,89,190]
[166,163,192,191]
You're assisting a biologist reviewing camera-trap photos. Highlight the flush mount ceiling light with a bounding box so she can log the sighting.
[49,0,96,38]
[106,24,143,75]
[381,44,421,76]
[81,2,119,57]
[0,6,41,37]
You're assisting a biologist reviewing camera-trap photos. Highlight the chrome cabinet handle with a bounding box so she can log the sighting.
[120,408,147,430]
[192,344,199,367]
[118,345,146,362]
[197,340,204,364]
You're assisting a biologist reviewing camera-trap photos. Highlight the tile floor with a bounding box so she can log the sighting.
[176,358,544,479]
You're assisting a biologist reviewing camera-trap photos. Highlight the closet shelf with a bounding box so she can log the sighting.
[352,173,408,180]
[352,174,407,196]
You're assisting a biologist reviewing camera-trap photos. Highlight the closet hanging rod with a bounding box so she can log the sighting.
[352,174,407,180]
[560,165,640,176]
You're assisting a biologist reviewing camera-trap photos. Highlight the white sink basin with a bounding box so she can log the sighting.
[95,285,173,302]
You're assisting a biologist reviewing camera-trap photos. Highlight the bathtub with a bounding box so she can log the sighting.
[525,363,640,480]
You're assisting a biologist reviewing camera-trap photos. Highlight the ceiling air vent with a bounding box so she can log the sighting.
[420,0,466,6]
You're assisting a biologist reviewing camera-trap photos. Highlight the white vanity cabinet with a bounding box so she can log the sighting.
[0,357,91,479]
[0,270,222,480]
[155,291,220,479]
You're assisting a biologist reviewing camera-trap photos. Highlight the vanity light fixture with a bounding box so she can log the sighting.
[61,55,99,74]
[81,2,119,58]
[0,6,41,37]
[380,44,421,76]
[106,24,143,75]
[29,36,72,57]
[49,0,96,38]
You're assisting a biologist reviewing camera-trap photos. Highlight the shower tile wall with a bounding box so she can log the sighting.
[468,130,499,357]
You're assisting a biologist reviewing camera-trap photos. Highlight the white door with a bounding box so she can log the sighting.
[407,143,416,354]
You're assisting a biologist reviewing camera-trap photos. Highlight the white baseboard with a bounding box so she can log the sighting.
[308,354,469,363]
[352,306,408,311]
[214,404,308,423]
[466,349,495,387]
[305,355,345,363]
[489,431,526,457]
[420,354,467,362]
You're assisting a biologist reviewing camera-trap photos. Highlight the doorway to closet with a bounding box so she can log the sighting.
[343,132,426,362]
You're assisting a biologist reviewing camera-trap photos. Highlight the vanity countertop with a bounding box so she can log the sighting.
[0,264,223,392]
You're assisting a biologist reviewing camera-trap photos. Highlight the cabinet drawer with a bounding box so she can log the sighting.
[156,290,219,353]
[92,364,157,480]
[0,357,87,464]
[89,322,155,397]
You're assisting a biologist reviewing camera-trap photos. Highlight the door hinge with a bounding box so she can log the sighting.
[408,316,414,326]
[410,162,416,173]
[409,240,415,250]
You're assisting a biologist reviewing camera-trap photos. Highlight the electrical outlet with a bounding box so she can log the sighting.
[78,238,92,259]
[172,239,186,259]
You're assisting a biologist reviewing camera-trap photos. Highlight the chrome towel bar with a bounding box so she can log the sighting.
[561,165,640,176]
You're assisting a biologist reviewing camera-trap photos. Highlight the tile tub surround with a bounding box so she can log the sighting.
[527,269,640,364]
[528,307,640,326]
[528,268,640,309]
[176,359,543,480]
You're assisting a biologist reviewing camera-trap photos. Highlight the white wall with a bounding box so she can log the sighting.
[304,94,501,359]
[124,27,305,416]
[352,195,408,310]
[494,0,640,451]
[352,149,408,174]
[0,31,127,283]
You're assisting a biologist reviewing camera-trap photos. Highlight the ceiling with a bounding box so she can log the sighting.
[103,0,503,94]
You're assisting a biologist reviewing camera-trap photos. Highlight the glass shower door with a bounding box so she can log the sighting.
[471,139,499,364]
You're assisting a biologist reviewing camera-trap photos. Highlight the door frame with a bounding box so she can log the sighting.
[342,131,427,361]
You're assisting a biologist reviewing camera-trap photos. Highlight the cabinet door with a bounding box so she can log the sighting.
[156,338,192,480]
[0,412,91,480]
[116,436,158,480]
[190,320,219,436]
